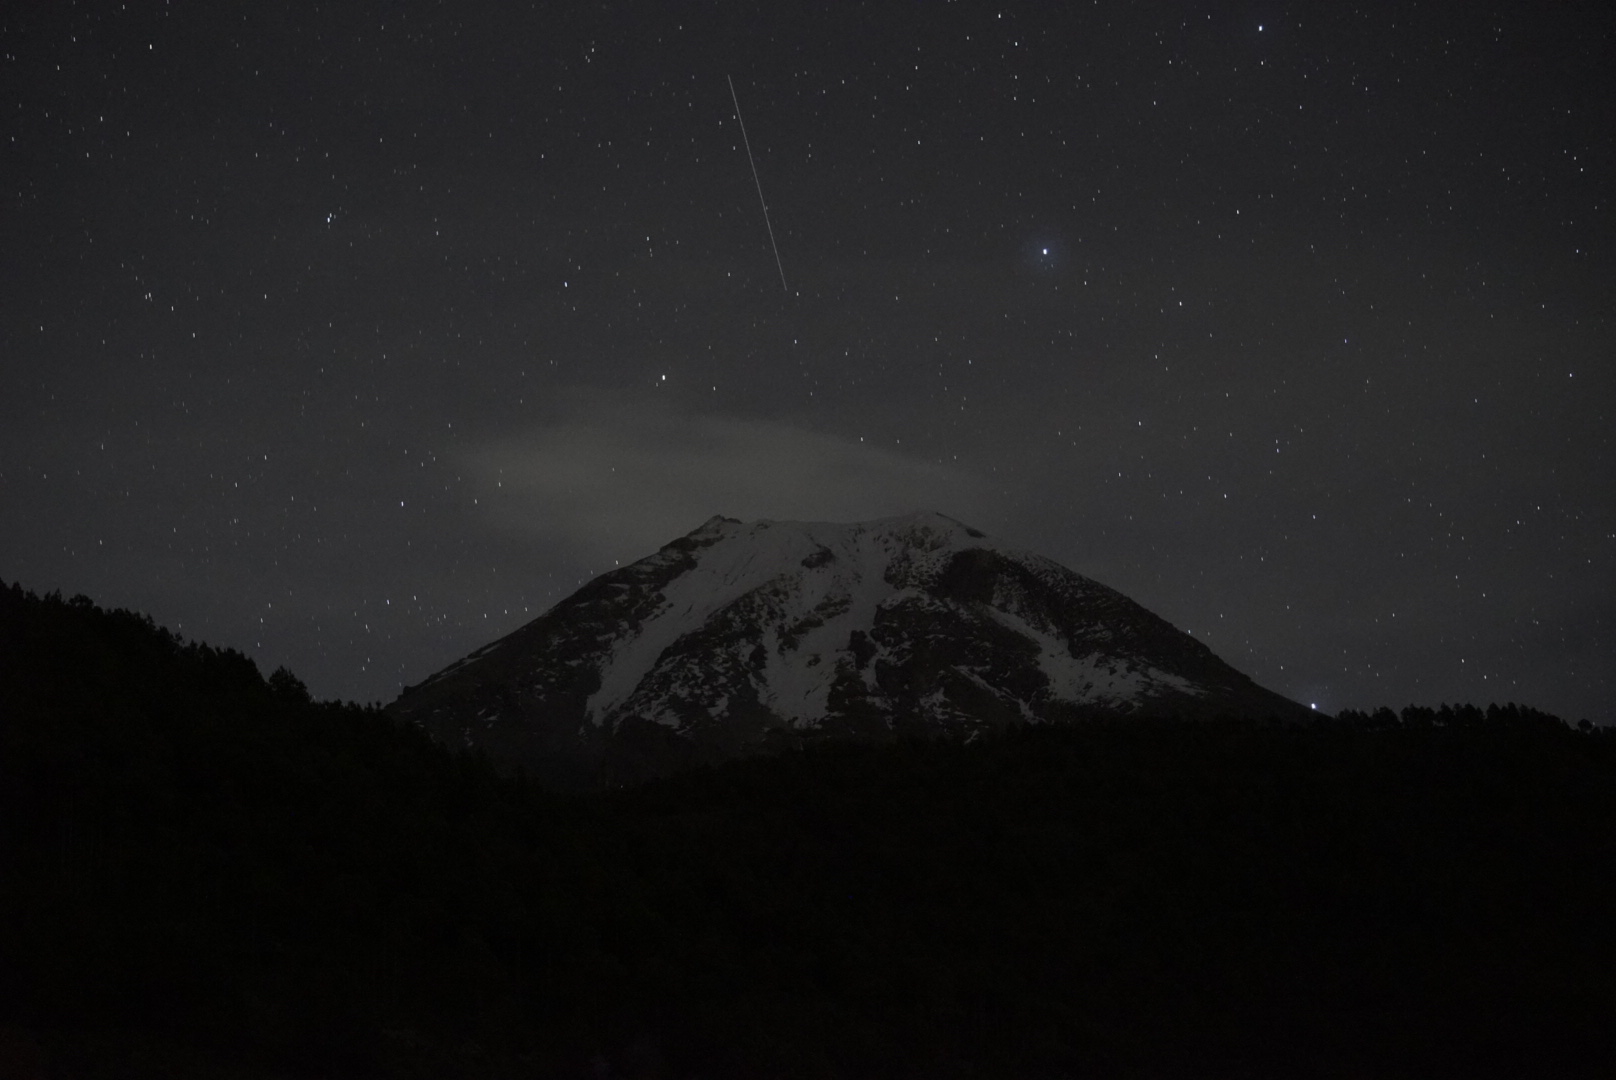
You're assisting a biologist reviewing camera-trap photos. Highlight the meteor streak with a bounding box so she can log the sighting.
[727,75,788,293]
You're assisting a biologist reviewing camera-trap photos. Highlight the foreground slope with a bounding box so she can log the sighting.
[390,513,1311,785]
[5,581,1613,1079]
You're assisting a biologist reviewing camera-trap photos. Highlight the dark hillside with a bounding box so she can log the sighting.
[0,583,556,1076]
[3,581,1615,1078]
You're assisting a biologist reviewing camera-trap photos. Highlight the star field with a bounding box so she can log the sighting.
[2,2,1612,721]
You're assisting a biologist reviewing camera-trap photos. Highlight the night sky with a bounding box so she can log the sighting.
[4,2,1612,722]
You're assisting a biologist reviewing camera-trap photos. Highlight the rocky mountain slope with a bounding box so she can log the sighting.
[388,513,1313,786]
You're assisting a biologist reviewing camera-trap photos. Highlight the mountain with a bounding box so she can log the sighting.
[388,512,1313,786]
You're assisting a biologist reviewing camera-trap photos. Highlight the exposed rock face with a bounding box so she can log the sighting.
[388,513,1312,787]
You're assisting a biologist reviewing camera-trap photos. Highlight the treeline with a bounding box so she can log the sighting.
[2,581,1614,1078]
[1333,701,1594,731]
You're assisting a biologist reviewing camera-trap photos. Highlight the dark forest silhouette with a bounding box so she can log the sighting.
[2,580,1613,1078]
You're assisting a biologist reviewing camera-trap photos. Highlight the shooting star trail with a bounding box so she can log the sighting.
[727,74,788,293]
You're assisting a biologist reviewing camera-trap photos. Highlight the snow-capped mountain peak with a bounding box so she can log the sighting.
[389,514,1310,787]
